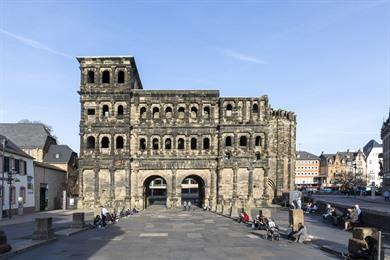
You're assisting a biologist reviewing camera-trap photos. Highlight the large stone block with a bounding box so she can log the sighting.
[32,218,54,240]
[289,209,304,231]
[352,227,378,241]
[348,238,368,254]
[230,206,240,218]
[71,213,85,229]
[0,231,11,254]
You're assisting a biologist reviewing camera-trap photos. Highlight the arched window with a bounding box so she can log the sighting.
[165,138,172,150]
[190,107,197,119]
[86,136,95,149]
[101,137,110,148]
[153,107,160,119]
[203,106,210,118]
[139,138,146,151]
[253,103,259,113]
[178,138,184,150]
[255,152,260,160]
[19,186,26,203]
[178,107,185,119]
[140,107,147,119]
[87,71,95,83]
[165,107,172,119]
[102,70,110,83]
[152,138,159,150]
[116,136,124,149]
[191,138,197,150]
[240,136,247,147]
[203,138,210,150]
[102,105,109,117]
[226,104,233,116]
[225,136,232,147]
[255,136,261,146]
[117,70,125,83]
[117,105,124,116]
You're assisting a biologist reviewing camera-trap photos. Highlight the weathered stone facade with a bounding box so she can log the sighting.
[77,56,296,211]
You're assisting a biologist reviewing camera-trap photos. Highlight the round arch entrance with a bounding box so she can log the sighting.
[181,175,205,208]
[143,175,167,208]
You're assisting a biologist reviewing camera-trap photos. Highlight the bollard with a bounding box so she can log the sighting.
[32,218,54,240]
[71,213,85,229]
[289,209,304,231]
[0,231,11,253]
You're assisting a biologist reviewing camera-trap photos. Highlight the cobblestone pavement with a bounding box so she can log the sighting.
[10,206,336,260]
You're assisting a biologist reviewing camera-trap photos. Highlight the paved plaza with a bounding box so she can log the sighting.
[8,207,337,260]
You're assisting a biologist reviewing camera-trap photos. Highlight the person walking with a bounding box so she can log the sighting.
[188,201,192,211]
[384,190,390,202]
[183,201,187,211]
[100,205,108,228]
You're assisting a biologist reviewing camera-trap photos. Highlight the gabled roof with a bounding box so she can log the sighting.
[296,151,319,160]
[363,139,382,157]
[0,123,54,149]
[34,161,66,173]
[0,135,34,159]
[43,145,77,164]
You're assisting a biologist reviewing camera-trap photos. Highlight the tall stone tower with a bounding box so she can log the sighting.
[77,56,142,209]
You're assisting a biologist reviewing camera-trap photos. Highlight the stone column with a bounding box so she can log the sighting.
[125,160,131,208]
[109,166,115,201]
[94,167,100,202]
[233,166,238,206]
[170,168,178,208]
[248,167,254,198]
[210,169,216,209]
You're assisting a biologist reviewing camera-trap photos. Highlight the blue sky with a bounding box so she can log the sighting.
[0,0,389,155]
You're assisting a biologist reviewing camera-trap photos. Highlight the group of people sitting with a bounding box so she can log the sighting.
[90,206,139,229]
[303,202,318,214]
[322,203,362,230]
[237,209,282,241]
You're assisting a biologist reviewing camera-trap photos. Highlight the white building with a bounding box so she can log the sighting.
[0,135,35,216]
[363,140,383,187]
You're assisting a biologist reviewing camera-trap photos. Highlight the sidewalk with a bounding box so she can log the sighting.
[0,209,81,227]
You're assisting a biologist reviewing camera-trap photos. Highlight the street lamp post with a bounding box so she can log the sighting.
[353,163,357,196]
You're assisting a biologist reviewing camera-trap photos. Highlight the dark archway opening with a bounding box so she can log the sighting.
[181,175,205,208]
[143,175,167,208]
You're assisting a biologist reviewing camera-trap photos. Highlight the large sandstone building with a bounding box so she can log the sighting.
[77,56,296,211]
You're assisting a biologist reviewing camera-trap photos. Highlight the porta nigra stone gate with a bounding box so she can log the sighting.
[77,56,296,212]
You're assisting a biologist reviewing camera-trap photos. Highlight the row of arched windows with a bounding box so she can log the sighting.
[225,103,259,116]
[86,136,124,150]
[224,135,262,147]
[86,70,125,84]
[139,137,211,151]
[140,105,211,120]
[139,103,260,121]
[85,135,262,151]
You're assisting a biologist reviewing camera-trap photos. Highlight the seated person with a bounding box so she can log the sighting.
[304,203,312,214]
[93,215,101,227]
[344,205,361,230]
[290,223,308,243]
[310,203,318,213]
[322,204,334,222]
[132,208,139,214]
[238,209,250,223]
[254,210,267,229]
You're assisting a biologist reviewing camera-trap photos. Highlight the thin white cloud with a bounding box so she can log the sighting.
[219,49,266,65]
[0,28,72,59]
